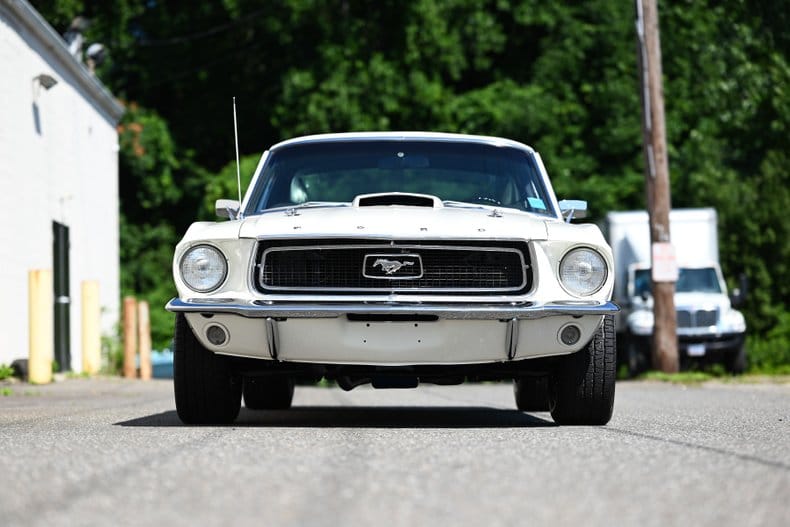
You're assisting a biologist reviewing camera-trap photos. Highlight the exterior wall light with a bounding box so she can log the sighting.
[33,73,58,90]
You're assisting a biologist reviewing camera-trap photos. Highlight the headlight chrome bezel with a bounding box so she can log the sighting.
[559,247,608,297]
[179,244,228,293]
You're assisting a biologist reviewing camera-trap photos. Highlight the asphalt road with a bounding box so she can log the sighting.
[0,378,787,527]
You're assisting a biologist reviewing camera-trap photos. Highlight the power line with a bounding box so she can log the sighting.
[120,40,267,92]
[136,8,267,47]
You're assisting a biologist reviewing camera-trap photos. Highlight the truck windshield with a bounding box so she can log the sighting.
[634,267,722,296]
[247,140,556,217]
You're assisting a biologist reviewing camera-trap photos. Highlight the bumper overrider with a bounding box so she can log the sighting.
[167,298,619,366]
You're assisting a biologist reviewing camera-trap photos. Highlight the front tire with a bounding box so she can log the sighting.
[549,315,616,425]
[724,344,747,374]
[243,377,295,410]
[173,314,242,424]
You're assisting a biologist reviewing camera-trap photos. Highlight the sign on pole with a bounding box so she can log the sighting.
[651,242,678,282]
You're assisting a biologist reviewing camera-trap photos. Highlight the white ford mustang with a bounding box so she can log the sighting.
[167,132,618,425]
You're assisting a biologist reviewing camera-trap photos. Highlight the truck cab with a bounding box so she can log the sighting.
[623,262,746,373]
[606,209,747,374]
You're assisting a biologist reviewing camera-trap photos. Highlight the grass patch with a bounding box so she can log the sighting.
[101,334,124,376]
[637,369,790,386]
[639,370,717,385]
[1,387,12,396]
[0,364,13,381]
[719,373,790,385]
[748,363,790,375]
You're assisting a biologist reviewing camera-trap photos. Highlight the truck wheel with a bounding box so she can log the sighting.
[173,314,241,424]
[724,344,747,374]
[549,315,616,425]
[626,334,650,377]
[514,376,550,411]
[244,377,295,410]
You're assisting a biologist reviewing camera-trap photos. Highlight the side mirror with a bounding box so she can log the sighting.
[216,199,240,220]
[730,273,749,308]
[738,273,749,299]
[558,199,588,222]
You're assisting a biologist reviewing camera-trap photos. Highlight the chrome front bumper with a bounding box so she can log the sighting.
[168,298,619,365]
[166,297,619,320]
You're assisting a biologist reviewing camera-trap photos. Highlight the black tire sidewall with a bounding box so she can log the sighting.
[173,314,242,424]
[550,315,616,425]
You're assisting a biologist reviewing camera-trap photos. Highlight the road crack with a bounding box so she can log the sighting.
[603,426,790,471]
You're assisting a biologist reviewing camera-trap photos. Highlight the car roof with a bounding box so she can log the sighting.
[269,132,536,153]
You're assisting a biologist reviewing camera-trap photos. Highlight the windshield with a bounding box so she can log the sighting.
[634,267,722,296]
[247,140,556,216]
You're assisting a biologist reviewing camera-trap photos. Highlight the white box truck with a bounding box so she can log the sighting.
[605,208,747,374]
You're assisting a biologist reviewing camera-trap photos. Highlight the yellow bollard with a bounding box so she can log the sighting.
[138,301,152,381]
[81,281,101,375]
[29,269,53,384]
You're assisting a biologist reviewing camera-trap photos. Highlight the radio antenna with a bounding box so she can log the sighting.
[232,97,243,214]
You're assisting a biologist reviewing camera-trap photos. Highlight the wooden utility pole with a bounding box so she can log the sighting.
[138,301,152,381]
[635,0,679,372]
[123,296,138,379]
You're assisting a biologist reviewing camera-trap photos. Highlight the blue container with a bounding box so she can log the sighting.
[151,350,174,379]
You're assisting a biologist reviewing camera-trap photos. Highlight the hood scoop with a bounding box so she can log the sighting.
[353,192,443,208]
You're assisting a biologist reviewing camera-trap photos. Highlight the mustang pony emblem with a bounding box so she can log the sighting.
[373,259,414,275]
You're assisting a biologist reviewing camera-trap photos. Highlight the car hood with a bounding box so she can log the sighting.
[238,205,550,241]
[631,292,731,312]
[674,292,730,311]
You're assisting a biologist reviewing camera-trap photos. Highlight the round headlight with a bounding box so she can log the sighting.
[559,248,607,296]
[180,245,227,292]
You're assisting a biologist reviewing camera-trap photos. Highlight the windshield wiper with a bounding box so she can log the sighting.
[264,201,347,215]
[443,200,527,212]
[442,200,496,210]
[290,201,346,209]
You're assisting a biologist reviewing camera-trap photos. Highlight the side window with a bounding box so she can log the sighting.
[633,270,651,297]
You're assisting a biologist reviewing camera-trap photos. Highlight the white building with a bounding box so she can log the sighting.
[0,0,124,371]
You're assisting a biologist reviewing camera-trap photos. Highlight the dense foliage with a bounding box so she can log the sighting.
[34,0,789,365]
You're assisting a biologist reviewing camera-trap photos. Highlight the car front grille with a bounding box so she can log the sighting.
[254,239,531,295]
[677,309,718,328]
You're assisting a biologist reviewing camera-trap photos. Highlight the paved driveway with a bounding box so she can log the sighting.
[0,378,788,526]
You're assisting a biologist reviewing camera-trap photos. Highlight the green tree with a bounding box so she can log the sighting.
[117,105,210,346]
[31,0,790,364]
[203,154,260,216]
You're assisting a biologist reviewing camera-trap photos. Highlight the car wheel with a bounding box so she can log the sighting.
[514,376,550,411]
[243,377,295,410]
[173,314,241,424]
[724,344,747,374]
[549,315,616,425]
